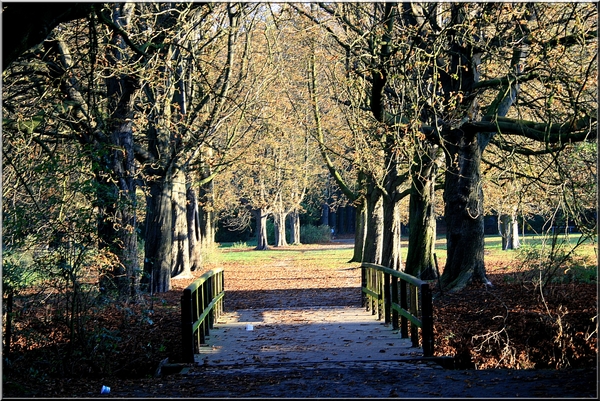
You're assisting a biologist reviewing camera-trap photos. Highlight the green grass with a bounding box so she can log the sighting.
[433,233,597,259]
[213,245,356,269]
[214,234,597,277]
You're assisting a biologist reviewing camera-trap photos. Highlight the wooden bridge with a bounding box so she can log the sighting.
[159,257,596,398]
[180,262,445,368]
[107,247,597,398]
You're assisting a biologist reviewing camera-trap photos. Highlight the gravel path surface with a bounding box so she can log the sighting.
[109,362,597,398]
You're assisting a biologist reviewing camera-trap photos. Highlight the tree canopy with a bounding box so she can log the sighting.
[2,2,597,296]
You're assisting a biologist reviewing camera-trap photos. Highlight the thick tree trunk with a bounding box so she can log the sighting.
[381,196,403,271]
[45,5,139,298]
[440,130,490,291]
[437,16,524,291]
[379,128,408,271]
[346,206,355,235]
[405,145,439,279]
[329,208,337,234]
[273,212,288,247]
[99,7,140,298]
[350,199,367,263]
[500,212,521,250]
[288,211,301,245]
[143,171,174,294]
[96,129,138,297]
[511,216,521,249]
[171,167,193,280]
[199,210,215,248]
[363,186,384,265]
[109,121,139,297]
[254,208,270,250]
[199,153,216,249]
[320,203,329,227]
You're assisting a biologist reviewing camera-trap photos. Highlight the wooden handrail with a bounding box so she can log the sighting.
[361,262,434,357]
[181,267,225,363]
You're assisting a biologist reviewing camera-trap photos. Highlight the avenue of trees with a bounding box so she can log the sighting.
[292,2,597,290]
[2,1,597,311]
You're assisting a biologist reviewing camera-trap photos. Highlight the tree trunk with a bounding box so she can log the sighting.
[321,203,329,227]
[380,150,405,271]
[95,159,138,297]
[511,215,521,249]
[273,212,288,247]
[440,129,490,291]
[186,185,203,271]
[49,11,140,298]
[99,5,140,298]
[199,151,216,249]
[110,121,139,297]
[381,196,403,271]
[346,206,355,235]
[288,211,301,245]
[329,207,337,234]
[143,170,174,294]
[171,167,193,280]
[254,208,270,250]
[405,144,439,279]
[198,180,216,249]
[363,185,384,265]
[500,212,521,250]
[350,198,367,263]
[437,13,526,290]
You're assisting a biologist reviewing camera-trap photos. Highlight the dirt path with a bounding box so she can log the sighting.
[108,363,597,398]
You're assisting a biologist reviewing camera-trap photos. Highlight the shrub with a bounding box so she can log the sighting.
[300,224,332,244]
[515,233,597,288]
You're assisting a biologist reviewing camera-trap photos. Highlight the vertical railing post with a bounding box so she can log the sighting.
[410,285,419,348]
[202,283,210,338]
[376,269,379,317]
[197,286,205,346]
[399,279,408,338]
[181,288,195,363]
[216,271,225,321]
[377,270,383,320]
[370,268,376,315]
[421,283,434,357]
[219,270,225,318]
[215,271,221,319]
[361,265,367,307]
[391,275,399,330]
[384,271,391,324]
[207,277,214,330]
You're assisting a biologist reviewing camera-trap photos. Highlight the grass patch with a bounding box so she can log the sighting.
[214,234,596,281]
[214,246,356,269]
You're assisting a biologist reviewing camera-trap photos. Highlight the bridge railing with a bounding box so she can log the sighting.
[361,262,434,357]
[181,267,225,363]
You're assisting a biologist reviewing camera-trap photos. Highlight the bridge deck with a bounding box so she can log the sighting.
[196,305,424,368]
